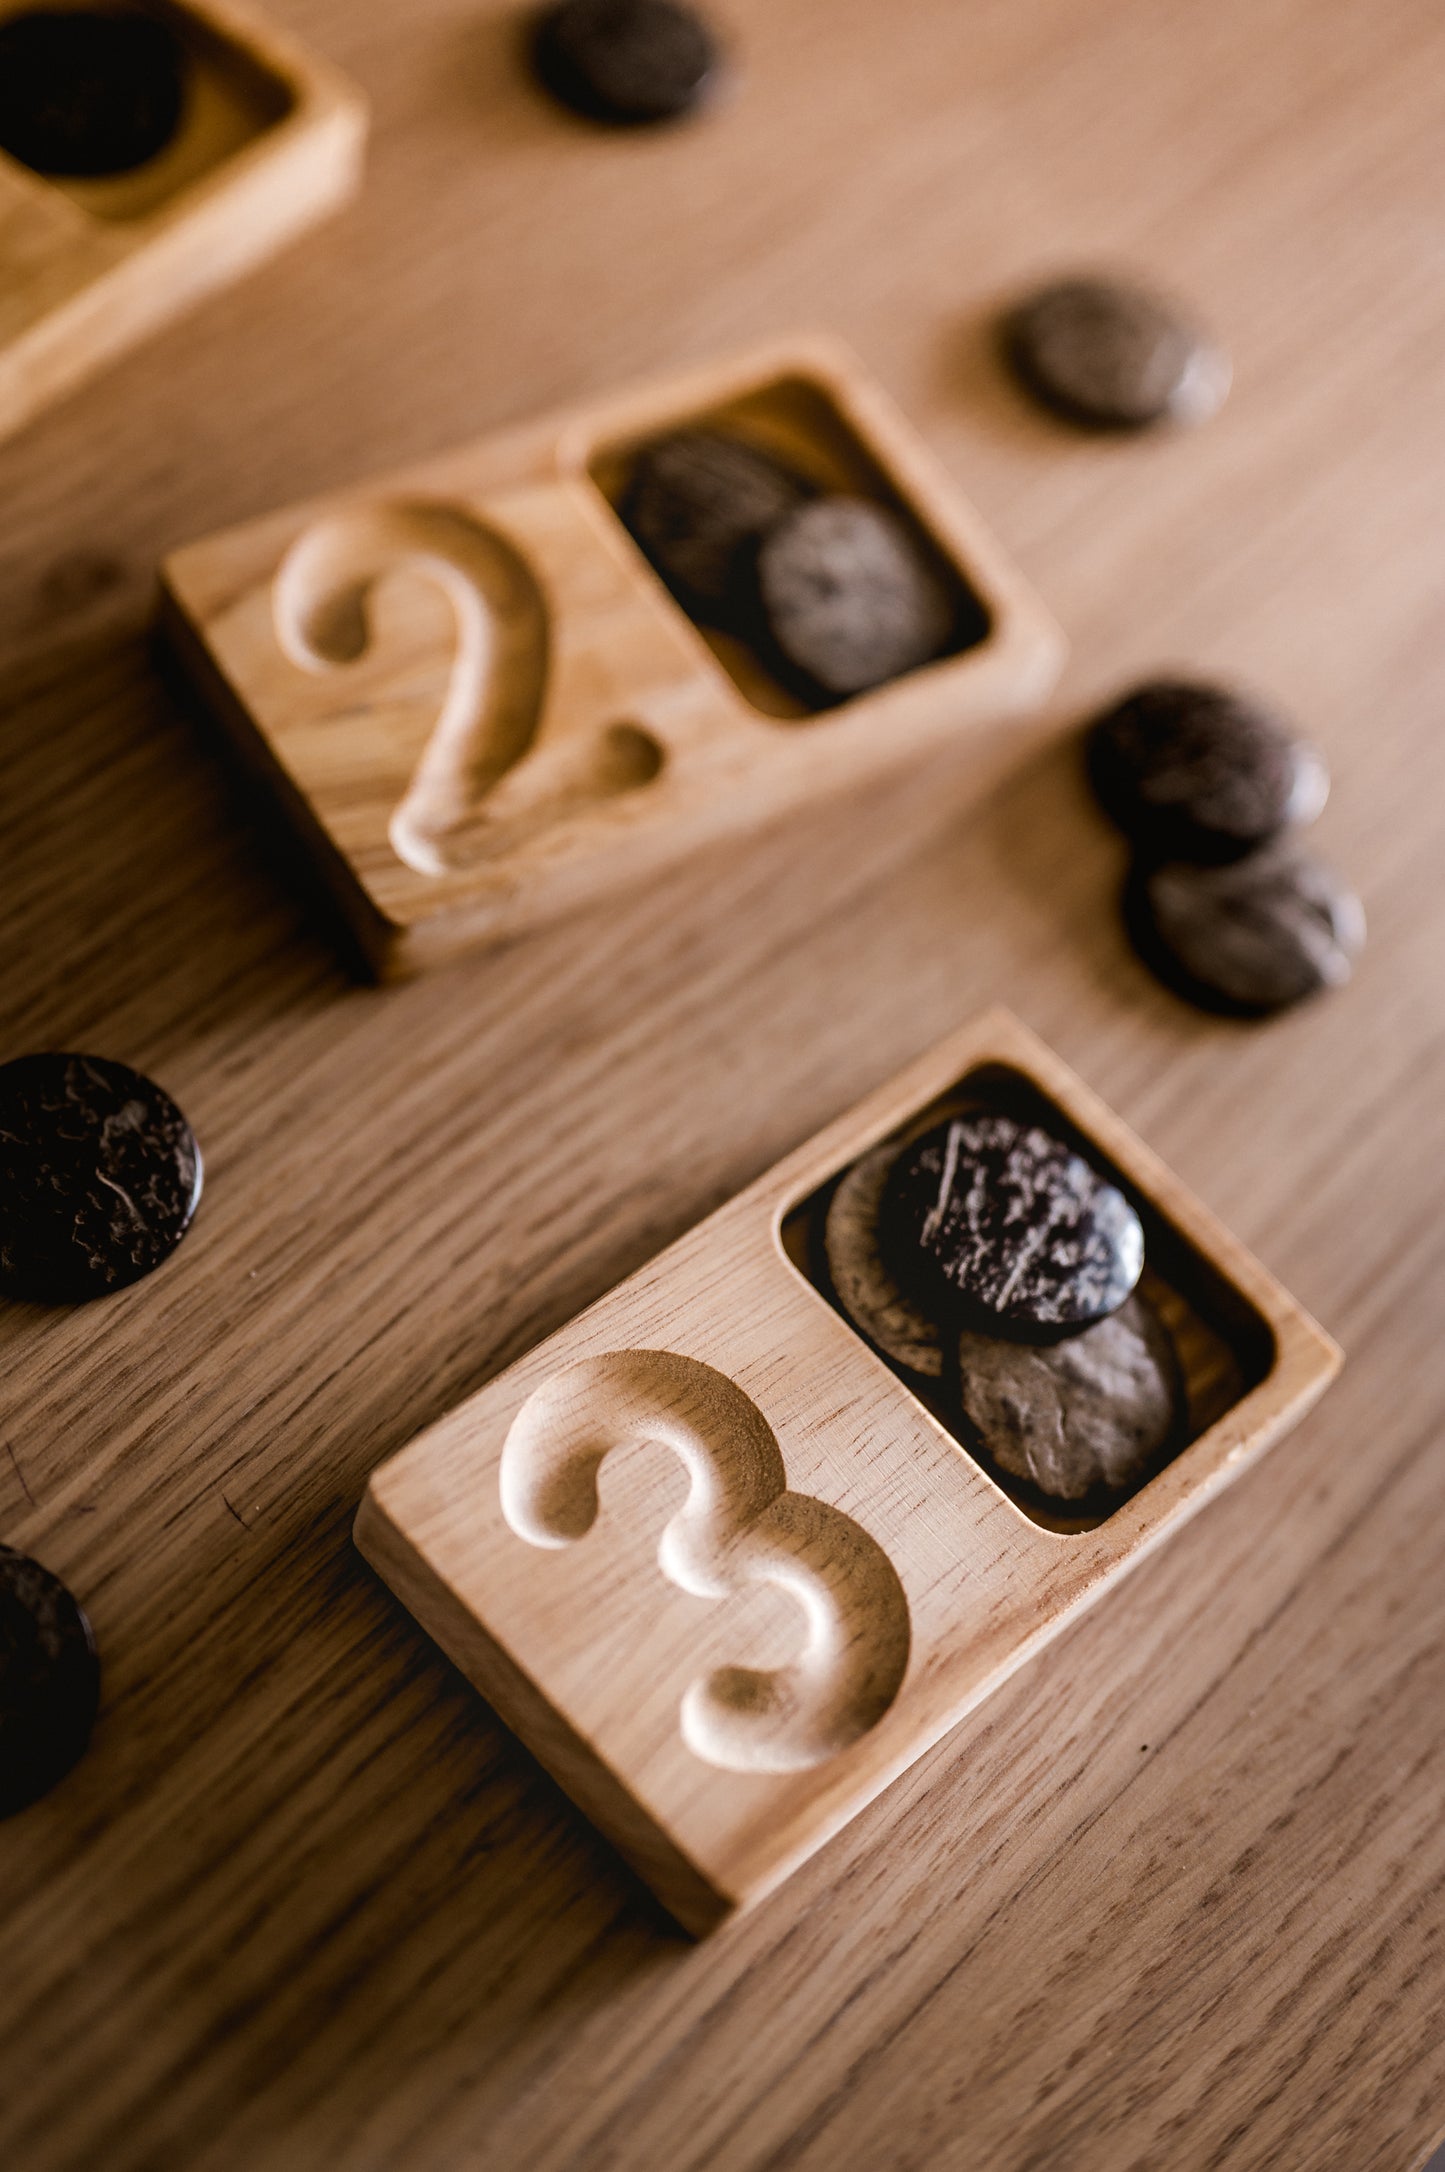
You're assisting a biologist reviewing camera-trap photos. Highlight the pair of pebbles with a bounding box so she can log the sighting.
[1085,680,1365,1015]
[0,1051,201,1815]
[623,426,968,703]
[825,1108,1183,1505]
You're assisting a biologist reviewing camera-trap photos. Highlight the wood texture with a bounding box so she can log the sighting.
[358,1009,1338,1930]
[0,0,366,443]
[1,0,1443,2164]
[160,341,1063,973]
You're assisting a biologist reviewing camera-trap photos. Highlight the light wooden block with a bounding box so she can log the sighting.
[355,1008,1342,1934]
[160,336,1067,977]
[0,0,366,443]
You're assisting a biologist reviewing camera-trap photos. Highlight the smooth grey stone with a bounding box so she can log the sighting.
[957,1292,1183,1501]
[756,496,956,700]
[824,1136,943,1379]
[1004,276,1230,430]
[1131,844,1366,1015]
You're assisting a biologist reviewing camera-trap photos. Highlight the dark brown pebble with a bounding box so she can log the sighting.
[823,1134,943,1379]
[1004,275,1229,430]
[881,1112,1144,1342]
[1127,843,1365,1015]
[622,427,810,619]
[531,0,722,126]
[1087,678,1329,863]
[755,496,956,701]
[0,1545,99,1817]
[0,7,186,178]
[0,1053,202,1305]
[955,1291,1183,1502]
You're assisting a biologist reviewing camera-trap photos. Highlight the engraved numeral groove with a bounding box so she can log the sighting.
[500,1349,911,1774]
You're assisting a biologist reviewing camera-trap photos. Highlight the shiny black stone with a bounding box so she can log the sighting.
[0,7,187,179]
[1003,276,1227,430]
[1126,844,1366,1017]
[0,1053,202,1304]
[622,427,810,620]
[531,0,721,126]
[0,1544,100,1818]
[754,495,957,702]
[881,1112,1144,1342]
[1087,678,1329,863]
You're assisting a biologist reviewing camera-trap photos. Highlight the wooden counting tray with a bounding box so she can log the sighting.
[0,0,366,444]
[355,1008,1342,1935]
[160,336,1067,978]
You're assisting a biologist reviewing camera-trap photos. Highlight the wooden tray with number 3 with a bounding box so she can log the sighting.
[161,335,1066,977]
[354,1009,1341,1933]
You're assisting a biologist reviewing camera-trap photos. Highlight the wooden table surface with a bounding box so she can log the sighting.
[3,0,1443,2166]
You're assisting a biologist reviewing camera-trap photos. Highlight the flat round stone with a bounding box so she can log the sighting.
[531,0,722,126]
[956,1291,1183,1502]
[623,427,809,619]
[1128,845,1366,1016]
[756,496,956,701]
[1004,276,1229,430]
[881,1112,1144,1341]
[1087,678,1329,862]
[0,7,187,178]
[0,1545,100,1818]
[824,1135,943,1379]
[0,1053,202,1304]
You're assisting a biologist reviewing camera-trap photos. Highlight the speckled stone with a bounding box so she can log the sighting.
[1087,678,1329,863]
[755,496,957,701]
[1128,844,1366,1016]
[823,1135,943,1378]
[0,1544,100,1817]
[0,1052,202,1304]
[531,0,722,126]
[956,1291,1183,1501]
[881,1112,1144,1341]
[622,427,809,619]
[1003,276,1230,430]
[0,7,187,178]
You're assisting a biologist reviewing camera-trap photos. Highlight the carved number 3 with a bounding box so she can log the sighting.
[500,1350,911,1775]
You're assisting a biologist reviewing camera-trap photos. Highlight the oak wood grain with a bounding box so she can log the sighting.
[1,0,1443,2165]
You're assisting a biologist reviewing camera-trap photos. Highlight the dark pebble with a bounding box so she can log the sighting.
[531,0,721,126]
[0,6,187,178]
[755,495,956,701]
[881,1112,1144,1342]
[955,1291,1183,1502]
[0,1053,202,1304]
[0,1545,100,1818]
[1087,678,1329,863]
[1004,275,1229,430]
[823,1134,943,1379]
[622,426,810,619]
[1127,844,1365,1016]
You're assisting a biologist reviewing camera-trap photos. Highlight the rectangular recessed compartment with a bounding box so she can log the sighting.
[0,0,366,441]
[161,337,1067,977]
[589,371,993,719]
[781,1059,1274,1535]
[355,1010,1341,1933]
